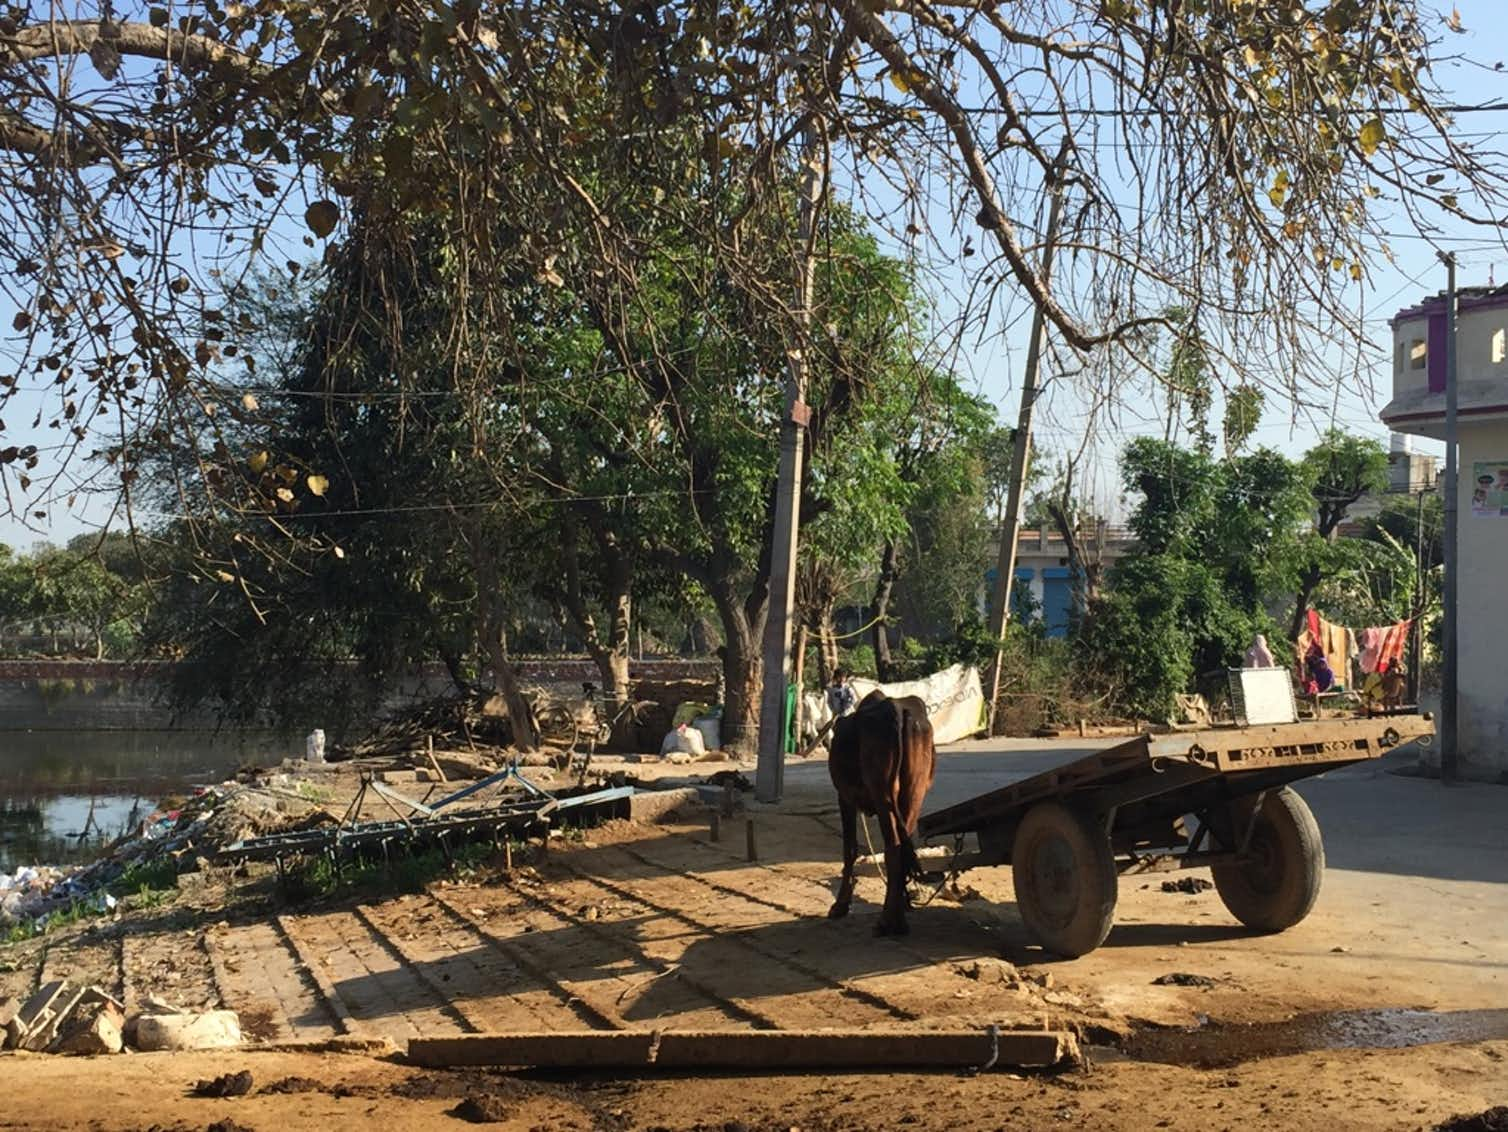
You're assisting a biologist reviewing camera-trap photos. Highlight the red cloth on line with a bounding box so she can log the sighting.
[1375,621,1411,674]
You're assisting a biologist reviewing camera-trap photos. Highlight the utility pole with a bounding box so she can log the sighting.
[1409,485,1425,708]
[755,123,822,804]
[984,146,1069,732]
[1439,252,1459,783]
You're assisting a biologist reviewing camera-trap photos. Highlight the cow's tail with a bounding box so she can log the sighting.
[897,704,922,881]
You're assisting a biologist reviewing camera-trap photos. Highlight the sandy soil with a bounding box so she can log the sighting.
[0,1040,1503,1131]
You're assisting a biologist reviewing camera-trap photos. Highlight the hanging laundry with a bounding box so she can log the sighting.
[1377,620,1411,674]
[1295,609,1356,691]
[1358,627,1383,674]
[1358,621,1412,675]
[1324,620,1350,689]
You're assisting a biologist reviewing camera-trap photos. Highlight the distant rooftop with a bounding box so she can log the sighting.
[1391,281,1508,324]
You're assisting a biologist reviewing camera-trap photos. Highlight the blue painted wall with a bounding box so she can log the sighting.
[983,565,1078,638]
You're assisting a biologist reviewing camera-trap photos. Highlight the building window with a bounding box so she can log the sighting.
[1395,340,1406,376]
[1409,338,1427,370]
[1494,328,1506,365]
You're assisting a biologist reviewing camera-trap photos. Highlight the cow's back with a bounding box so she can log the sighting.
[830,694,900,812]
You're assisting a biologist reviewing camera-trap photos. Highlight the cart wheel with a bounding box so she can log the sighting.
[1212,787,1324,932]
[1011,802,1117,958]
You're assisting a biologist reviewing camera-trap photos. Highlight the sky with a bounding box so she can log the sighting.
[969,3,1506,517]
[1,0,1504,551]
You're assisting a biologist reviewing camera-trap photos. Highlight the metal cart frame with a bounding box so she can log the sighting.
[915,715,1434,956]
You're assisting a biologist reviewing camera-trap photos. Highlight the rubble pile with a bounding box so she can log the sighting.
[0,866,90,925]
[339,678,723,760]
[338,688,520,759]
[0,784,327,934]
[0,980,240,1056]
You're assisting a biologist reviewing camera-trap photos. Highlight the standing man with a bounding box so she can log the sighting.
[826,666,857,720]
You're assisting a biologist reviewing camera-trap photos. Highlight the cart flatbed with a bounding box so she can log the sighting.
[914,714,1434,957]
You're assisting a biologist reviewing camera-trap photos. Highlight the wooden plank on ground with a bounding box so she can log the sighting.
[408,1028,1082,1071]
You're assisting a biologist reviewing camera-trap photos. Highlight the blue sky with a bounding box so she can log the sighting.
[2,1,1504,550]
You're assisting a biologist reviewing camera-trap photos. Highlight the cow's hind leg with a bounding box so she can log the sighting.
[829,798,858,920]
[875,808,910,937]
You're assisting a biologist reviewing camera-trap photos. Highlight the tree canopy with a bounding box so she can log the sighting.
[2,0,1502,529]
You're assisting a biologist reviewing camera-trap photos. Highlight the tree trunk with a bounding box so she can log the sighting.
[559,508,634,704]
[812,597,838,687]
[599,575,632,705]
[1046,500,1101,612]
[703,575,764,758]
[720,623,762,758]
[870,538,899,681]
[1290,565,1321,643]
[466,530,538,752]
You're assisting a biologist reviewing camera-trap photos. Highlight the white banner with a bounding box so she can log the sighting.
[801,663,987,747]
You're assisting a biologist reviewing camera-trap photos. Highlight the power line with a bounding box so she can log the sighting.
[955,100,1508,118]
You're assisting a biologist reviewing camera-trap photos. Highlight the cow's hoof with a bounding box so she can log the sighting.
[828,902,850,920]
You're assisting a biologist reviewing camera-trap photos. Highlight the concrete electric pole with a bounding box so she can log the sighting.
[755,125,823,804]
[1440,252,1459,783]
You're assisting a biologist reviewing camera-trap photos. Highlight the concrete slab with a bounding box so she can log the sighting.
[408,1028,1081,1071]
[628,787,704,824]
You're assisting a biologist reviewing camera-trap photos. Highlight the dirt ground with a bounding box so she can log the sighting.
[0,1034,1504,1131]
[3,744,1506,1131]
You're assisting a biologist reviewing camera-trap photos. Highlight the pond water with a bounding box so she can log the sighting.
[0,730,298,871]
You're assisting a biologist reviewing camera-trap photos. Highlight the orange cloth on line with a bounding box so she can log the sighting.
[1297,610,1352,690]
[1319,614,1349,688]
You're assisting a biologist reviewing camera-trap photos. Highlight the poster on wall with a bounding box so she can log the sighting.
[1471,461,1508,517]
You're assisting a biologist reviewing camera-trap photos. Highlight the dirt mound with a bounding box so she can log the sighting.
[191,1071,253,1098]
[1161,877,1214,895]
[259,1077,320,1094]
[1436,1108,1508,1132]
[449,1094,513,1123]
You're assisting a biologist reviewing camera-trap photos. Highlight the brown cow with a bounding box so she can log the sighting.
[827,689,938,936]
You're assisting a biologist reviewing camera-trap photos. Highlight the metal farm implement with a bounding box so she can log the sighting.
[216,762,633,878]
[916,713,1435,957]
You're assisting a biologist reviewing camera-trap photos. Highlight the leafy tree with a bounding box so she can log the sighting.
[1289,430,1391,639]
[889,402,998,661]
[830,371,995,682]
[1,536,152,658]
[1082,438,1310,719]
[2,0,1499,535]
[0,544,33,645]
[5,0,1501,760]
[1223,384,1266,457]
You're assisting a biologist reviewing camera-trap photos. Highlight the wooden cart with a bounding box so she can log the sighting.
[915,715,1434,957]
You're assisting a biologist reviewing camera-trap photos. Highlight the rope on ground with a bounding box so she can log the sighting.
[910,832,968,908]
[963,1024,1001,1077]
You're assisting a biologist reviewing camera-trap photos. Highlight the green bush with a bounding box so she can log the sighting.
[843,643,877,679]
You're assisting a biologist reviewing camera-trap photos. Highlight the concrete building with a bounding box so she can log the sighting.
[984,522,1136,637]
[1344,434,1439,525]
[1381,283,1508,778]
